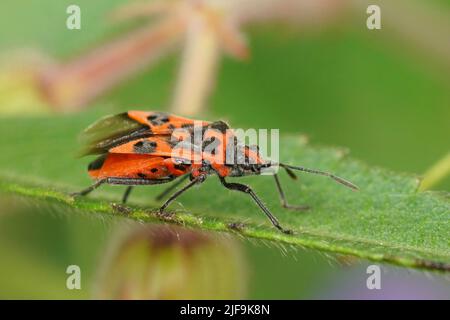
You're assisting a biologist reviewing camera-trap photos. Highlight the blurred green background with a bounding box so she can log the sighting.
[0,0,449,299]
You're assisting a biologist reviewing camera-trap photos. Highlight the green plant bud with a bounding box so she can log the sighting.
[93,224,247,299]
[0,67,51,115]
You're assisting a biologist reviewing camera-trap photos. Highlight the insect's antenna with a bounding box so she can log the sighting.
[279,163,359,191]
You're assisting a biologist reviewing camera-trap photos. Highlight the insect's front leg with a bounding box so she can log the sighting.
[154,174,189,201]
[218,176,293,234]
[274,174,310,211]
[158,174,207,213]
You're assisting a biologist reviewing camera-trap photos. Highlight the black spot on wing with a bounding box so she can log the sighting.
[137,173,147,179]
[150,168,158,173]
[88,154,107,171]
[181,123,193,129]
[133,140,158,154]
[147,113,170,126]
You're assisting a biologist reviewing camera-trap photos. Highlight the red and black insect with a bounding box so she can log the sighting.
[72,111,358,233]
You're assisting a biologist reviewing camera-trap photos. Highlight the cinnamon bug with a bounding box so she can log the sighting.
[72,111,358,233]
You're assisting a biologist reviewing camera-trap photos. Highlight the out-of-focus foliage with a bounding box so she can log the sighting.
[94,225,247,299]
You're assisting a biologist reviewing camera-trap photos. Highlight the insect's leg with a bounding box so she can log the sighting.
[159,175,206,213]
[274,174,309,211]
[70,179,107,197]
[219,177,292,234]
[107,177,174,186]
[122,186,134,204]
[113,177,176,203]
[72,177,174,199]
[155,174,189,201]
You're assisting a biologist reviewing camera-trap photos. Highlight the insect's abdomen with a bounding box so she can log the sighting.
[88,154,190,180]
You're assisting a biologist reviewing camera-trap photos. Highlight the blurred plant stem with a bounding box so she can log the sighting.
[419,152,450,191]
[39,16,185,111]
[0,0,345,115]
[94,224,248,299]
[2,0,449,115]
[97,0,346,116]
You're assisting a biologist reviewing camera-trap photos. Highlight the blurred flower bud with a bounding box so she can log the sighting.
[0,51,52,115]
[94,225,247,299]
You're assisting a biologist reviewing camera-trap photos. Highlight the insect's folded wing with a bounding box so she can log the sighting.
[109,136,199,163]
[128,110,210,132]
[78,111,210,157]
[78,113,149,156]
[109,136,172,156]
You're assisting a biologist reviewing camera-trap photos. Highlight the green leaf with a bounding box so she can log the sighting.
[1,114,449,272]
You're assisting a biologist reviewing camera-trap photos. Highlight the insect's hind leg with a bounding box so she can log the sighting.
[219,176,292,234]
[123,175,190,204]
[70,179,107,197]
[159,175,206,213]
[155,174,189,201]
[122,186,133,204]
[274,174,310,211]
[71,177,175,199]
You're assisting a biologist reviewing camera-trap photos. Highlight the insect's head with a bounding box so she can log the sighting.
[231,139,359,191]
[229,144,360,190]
